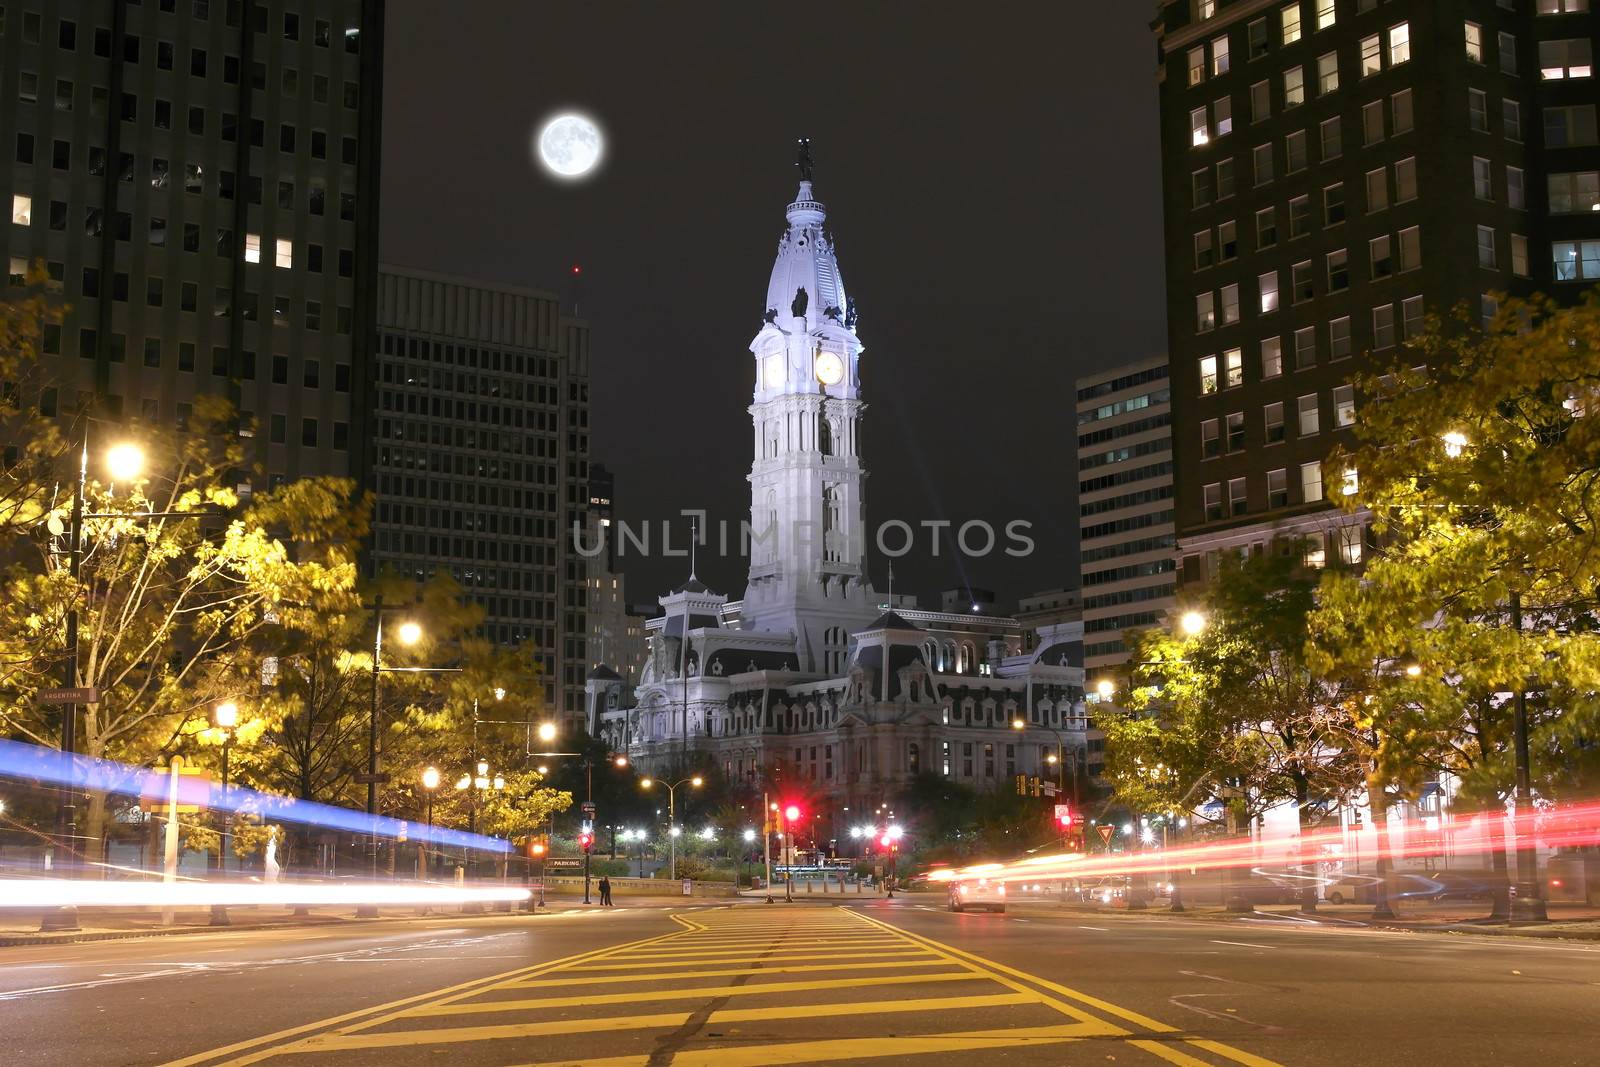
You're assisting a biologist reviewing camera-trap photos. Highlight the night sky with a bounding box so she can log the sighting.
[381,2,1166,612]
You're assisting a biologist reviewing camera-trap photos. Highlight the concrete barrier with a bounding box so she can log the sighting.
[541,876,738,898]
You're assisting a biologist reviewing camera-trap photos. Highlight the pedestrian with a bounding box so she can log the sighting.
[599,875,613,907]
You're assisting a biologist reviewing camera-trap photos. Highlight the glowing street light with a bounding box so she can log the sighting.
[396,621,423,646]
[742,828,756,843]
[421,766,441,791]
[537,722,558,744]
[1180,611,1207,637]
[1442,431,1469,458]
[1096,678,1116,701]
[105,441,146,483]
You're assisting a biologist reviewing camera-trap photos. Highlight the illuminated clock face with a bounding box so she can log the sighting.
[815,351,845,386]
[763,354,785,390]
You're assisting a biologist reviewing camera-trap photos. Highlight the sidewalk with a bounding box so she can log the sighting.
[1006,896,1600,940]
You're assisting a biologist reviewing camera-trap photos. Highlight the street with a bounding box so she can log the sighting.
[5,899,1598,1065]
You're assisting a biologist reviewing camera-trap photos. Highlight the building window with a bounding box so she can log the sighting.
[244,232,261,263]
[1315,0,1335,30]
[1370,234,1394,278]
[1508,166,1526,209]
[1395,157,1418,202]
[1281,3,1302,46]
[1304,532,1327,569]
[1476,225,1497,269]
[1387,22,1411,65]
[1552,240,1600,280]
[1545,104,1598,146]
[1473,157,1493,200]
[1193,168,1214,207]
[1221,283,1240,325]
[1227,412,1245,452]
[1266,401,1286,443]
[1504,99,1524,142]
[1398,226,1421,271]
[1253,143,1275,185]
[1549,171,1600,212]
[1402,295,1425,339]
[1256,206,1278,246]
[1259,270,1279,313]
[1541,38,1593,79]
[1333,384,1356,427]
[1364,167,1389,213]
[1202,418,1220,458]
[1262,336,1283,378]
[1225,347,1243,387]
[1197,292,1216,332]
[1511,234,1530,277]
[1251,80,1271,122]
[1298,393,1320,436]
[1204,482,1224,521]
[1213,34,1231,76]
[1465,22,1483,63]
[1469,89,1489,133]
[1301,461,1324,503]
[11,194,31,225]
[1292,261,1314,304]
[1295,325,1317,368]
[1320,116,1342,160]
[1249,17,1270,59]
[1538,0,1591,12]
[1324,182,1345,224]
[1219,220,1238,260]
[1214,95,1233,138]
[1500,31,1519,75]
[1228,476,1248,515]
[1284,66,1305,108]
[1189,46,1206,86]
[1191,106,1210,147]
[1195,230,1214,269]
[275,237,292,268]
[1373,303,1397,348]
[1317,51,1339,94]
[1289,195,1311,237]
[1361,34,1382,77]
[1287,130,1308,172]
[1200,354,1219,393]
[1330,315,1351,359]
[1268,468,1289,508]
[1217,158,1236,198]
[1362,100,1384,145]
[1337,525,1363,565]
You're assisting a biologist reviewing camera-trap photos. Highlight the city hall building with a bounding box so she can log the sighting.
[589,160,1094,814]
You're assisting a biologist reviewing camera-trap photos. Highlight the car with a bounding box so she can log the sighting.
[948,876,1006,912]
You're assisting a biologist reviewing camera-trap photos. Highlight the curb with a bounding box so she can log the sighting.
[0,907,542,949]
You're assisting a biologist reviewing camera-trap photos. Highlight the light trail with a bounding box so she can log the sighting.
[0,738,511,853]
[0,878,531,910]
[937,800,1600,886]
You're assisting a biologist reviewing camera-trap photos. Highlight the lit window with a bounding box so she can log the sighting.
[1537,0,1590,11]
[275,237,292,268]
[1221,283,1240,325]
[1318,51,1339,93]
[1388,22,1411,65]
[1200,355,1219,393]
[1465,22,1483,63]
[1341,468,1359,497]
[1259,270,1279,313]
[1281,2,1302,45]
[1212,35,1231,76]
[1552,240,1600,280]
[1191,106,1210,146]
[1366,168,1389,211]
[1333,384,1356,427]
[10,194,31,225]
[1284,66,1305,107]
[1304,533,1328,569]
[1541,38,1592,78]
[1189,46,1206,86]
[1300,461,1324,503]
[1338,525,1363,566]
[1315,0,1335,30]
[244,232,261,263]
[1261,337,1283,378]
[1214,95,1233,138]
[1511,234,1529,277]
[1224,347,1243,387]
[1361,34,1382,76]
[1197,291,1216,331]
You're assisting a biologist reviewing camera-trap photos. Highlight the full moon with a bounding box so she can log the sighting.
[536,113,603,180]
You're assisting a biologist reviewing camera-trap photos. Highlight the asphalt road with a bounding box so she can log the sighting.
[6,897,1599,1065]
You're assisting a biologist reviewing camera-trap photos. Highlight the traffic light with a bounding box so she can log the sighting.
[529,836,548,858]
[1055,804,1074,831]
[1030,776,1043,798]
[578,830,594,853]
[1015,774,1026,796]
[784,804,801,823]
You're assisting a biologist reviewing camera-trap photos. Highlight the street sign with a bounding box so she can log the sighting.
[353,772,391,785]
[38,686,100,705]
[581,801,596,815]
[546,858,582,869]
[1097,824,1114,845]
[1055,804,1072,824]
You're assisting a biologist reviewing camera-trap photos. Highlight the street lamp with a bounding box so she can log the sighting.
[1096,678,1116,702]
[1180,610,1207,637]
[44,437,148,932]
[537,722,558,744]
[208,700,240,927]
[641,776,702,880]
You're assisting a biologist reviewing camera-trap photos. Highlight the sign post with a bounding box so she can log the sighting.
[1097,824,1115,849]
[161,756,184,926]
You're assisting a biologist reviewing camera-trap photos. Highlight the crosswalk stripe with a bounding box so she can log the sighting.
[290,993,1039,1052]
[403,970,982,1016]
[504,958,956,988]
[565,948,937,970]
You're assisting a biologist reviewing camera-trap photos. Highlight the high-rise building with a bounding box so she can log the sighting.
[1154,0,1599,581]
[3,1,383,486]
[371,265,591,723]
[585,462,648,687]
[1074,357,1176,674]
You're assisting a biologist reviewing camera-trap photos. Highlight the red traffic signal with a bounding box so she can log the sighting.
[784,804,801,822]
[879,834,892,849]
[1054,804,1074,830]
[578,831,594,853]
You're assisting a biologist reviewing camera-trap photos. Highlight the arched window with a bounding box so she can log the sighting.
[819,418,834,456]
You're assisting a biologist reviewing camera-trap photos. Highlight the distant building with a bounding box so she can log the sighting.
[2,1,384,486]
[1074,357,1176,675]
[372,265,591,724]
[585,463,647,688]
[1152,0,1600,581]
[597,161,1088,821]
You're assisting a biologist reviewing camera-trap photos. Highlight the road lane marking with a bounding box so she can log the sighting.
[1080,925,1111,931]
[1210,940,1275,950]
[505,958,956,988]
[546,1025,1097,1067]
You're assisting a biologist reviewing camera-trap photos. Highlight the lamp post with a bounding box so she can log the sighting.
[362,598,422,914]
[42,438,146,932]
[742,827,756,888]
[640,775,701,881]
[420,766,440,879]
[208,700,239,927]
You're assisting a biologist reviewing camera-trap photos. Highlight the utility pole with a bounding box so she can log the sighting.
[41,439,88,933]
[1508,590,1548,921]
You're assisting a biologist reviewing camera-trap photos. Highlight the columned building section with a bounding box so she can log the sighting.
[1075,358,1176,674]
[1154,0,1598,583]
[373,265,591,722]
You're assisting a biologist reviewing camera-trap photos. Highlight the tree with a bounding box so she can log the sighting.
[0,265,71,541]
[1107,551,1361,908]
[1312,292,1600,805]
[0,401,366,865]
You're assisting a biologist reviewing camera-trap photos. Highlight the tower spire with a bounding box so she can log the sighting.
[795,137,815,182]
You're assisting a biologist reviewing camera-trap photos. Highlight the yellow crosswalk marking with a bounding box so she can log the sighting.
[404,970,981,1017]
[566,947,936,969]
[505,957,955,988]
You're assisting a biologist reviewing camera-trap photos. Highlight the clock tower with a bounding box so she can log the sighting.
[741,159,877,671]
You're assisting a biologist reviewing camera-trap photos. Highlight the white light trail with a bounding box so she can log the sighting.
[0,879,530,910]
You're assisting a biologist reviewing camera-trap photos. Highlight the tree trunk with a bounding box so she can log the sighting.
[1369,782,1397,920]
[1295,770,1318,912]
